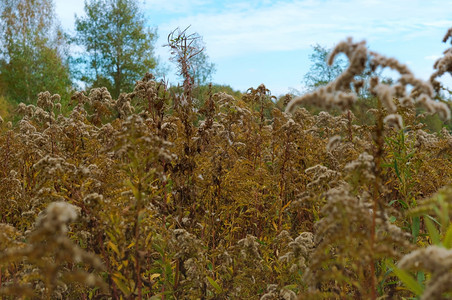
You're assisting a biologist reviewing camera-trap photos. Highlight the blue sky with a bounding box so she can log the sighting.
[55,0,452,96]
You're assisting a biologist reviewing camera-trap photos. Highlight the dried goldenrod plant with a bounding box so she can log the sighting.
[1,25,452,300]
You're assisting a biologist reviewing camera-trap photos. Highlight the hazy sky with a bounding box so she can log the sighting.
[55,0,452,96]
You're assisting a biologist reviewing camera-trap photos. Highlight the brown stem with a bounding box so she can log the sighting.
[0,267,3,300]
[161,251,166,300]
[347,109,353,142]
[98,233,118,299]
[174,258,180,290]
[135,181,143,299]
[369,101,384,300]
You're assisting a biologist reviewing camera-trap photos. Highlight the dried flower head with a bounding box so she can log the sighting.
[398,245,452,300]
[305,164,342,189]
[286,38,367,113]
[237,234,262,260]
[35,201,80,234]
[344,151,375,181]
[384,114,404,130]
[327,135,342,152]
[415,129,439,148]
[279,232,314,272]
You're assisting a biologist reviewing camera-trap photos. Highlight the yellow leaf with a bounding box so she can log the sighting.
[206,276,222,293]
[108,241,120,256]
[125,179,139,199]
[111,274,131,296]
[113,271,128,282]
[150,273,160,281]
[272,221,278,231]
[127,241,136,249]
[228,266,234,276]
[145,232,154,246]
[281,201,292,213]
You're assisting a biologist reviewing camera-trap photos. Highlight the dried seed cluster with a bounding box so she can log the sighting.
[1,27,452,300]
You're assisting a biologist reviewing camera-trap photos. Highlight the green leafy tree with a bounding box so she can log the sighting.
[303,44,382,100]
[0,0,71,103]
[189,35,216,86]
[73,0,158,98]
[303,44,347,91]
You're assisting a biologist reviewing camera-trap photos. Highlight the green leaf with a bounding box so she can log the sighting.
[153,243,164,255]
[411,216,420,243]
[417,271,425,285]
[393,159,402,182]
[443,223,452,249]
[424,215,441,245]
[206,276,222,294]
[388,262,424,296]
[398,198,409,209]
[388,200,398,207]
[111,273,131,296]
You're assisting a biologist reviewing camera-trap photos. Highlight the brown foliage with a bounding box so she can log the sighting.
[1,28,452,300]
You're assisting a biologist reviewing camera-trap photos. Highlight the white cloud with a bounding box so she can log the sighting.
[150,0,452,60]
[54,0,85,32]
[57,0,452,61]
[425,54,441,61]
[53,0,452,93]
[143,0,210,14]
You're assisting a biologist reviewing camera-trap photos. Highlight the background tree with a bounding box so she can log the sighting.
[0,0,71,103]
[188,35,216,86]
[73,0,157,98]
[303,44,382,99]
[303,44,347,91]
